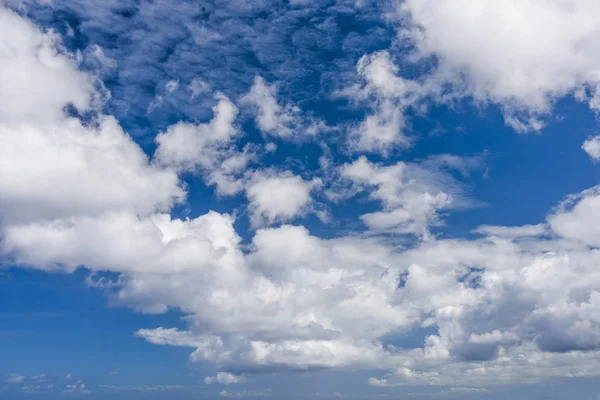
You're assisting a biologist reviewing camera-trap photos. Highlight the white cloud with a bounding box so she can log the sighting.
[31,374,49,382]
[88,44,117,71]
[367,377,389,387]
[22,384,53,394]
[447,387,487,394]
[154,93,239,172]
[3,211,241,276]
[548,185,600,247]
[0,118,185,225]
[189,78,211,100]
[205,372,247,385]
[400,0,600,131]
[0,8,98,124]
[245,170,321,228]
[344,49,466,155]
[137,328,218,348]
[348,2,600,146]
[0,7,184,228]
[473,224,547,238]
[346,52,417,154]
[340,156,470,237]
[165,80,179,92]
[122,223,408,371]
[313,392,347,399]
[154,93,250,195]
[241,76,299,138]
[99,384,185,392]
[241,76,327,139]
[468,330,518,345]
[504,115,546,134]
[582,136,600,160]
[351,100,407,154]
[7,373,25,383]
[219,388,271,398]
[63,383,90,394]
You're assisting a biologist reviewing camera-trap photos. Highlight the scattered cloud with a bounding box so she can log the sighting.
[314,392,348,398]
[205,372,247,385]
[344,51,419,154]
[583,136,600,160]
[154,94,240,173]
[242,76,300,139]
[3,373,90,396]
[241,76,329,139]
[7,373,25,384]
[63,383,90,394]
[473,224,547,238]
[98,384,185,392]
[219,388,272,398]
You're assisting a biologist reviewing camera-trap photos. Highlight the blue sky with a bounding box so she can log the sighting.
[3,0,600,399]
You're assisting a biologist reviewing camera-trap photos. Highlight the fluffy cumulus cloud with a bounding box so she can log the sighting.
[0,8,97,124]
[399,0,600,132]
[5,1,600,396]
[122,188,600,386]
[154,93,253,196]
[154,94,239,172]
[245,171,321,228]
[340,155,475,237]
[0,7,185,227]
[547,186,600,247]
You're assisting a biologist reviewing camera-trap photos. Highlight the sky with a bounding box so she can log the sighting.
[3,0,600,399]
